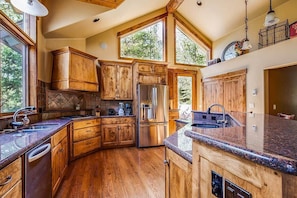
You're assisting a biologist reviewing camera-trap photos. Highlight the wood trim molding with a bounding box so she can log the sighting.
[117,13,168,37]
[166,0,184,13]
[77,0,125,8]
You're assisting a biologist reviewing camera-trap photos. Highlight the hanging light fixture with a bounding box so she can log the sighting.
[264,0,279,27]
[241,0,252,50]
[10,0,48,17]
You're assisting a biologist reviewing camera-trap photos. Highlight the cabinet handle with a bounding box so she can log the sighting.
[164,160,169,166]
[0,175,12,186]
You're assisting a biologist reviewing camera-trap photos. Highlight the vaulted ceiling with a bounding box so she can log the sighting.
[42,0,289,41]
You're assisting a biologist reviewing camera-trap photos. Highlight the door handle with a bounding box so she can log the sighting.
[28,143,51,163]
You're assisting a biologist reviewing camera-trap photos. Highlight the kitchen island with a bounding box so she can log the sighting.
[164,112,297,197]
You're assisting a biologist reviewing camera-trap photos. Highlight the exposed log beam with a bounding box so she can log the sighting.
[166,0,184,13]
[77,0,125,9]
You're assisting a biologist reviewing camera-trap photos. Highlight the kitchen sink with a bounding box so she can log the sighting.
[191,123,221,128]
[20,123,59,132]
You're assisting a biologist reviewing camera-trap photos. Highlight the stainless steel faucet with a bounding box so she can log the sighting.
[11,106,36,129]
[207,104,227,124]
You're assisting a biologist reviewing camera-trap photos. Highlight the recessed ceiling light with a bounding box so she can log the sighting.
[196,1,202,6]
[93,18,100,23]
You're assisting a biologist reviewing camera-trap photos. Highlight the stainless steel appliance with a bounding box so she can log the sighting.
[137,84,169,147]
[25,138,52,198]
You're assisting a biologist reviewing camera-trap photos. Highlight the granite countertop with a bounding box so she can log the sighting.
[0,119,71,169]
[0,115,136,169]
[164,112,297,175]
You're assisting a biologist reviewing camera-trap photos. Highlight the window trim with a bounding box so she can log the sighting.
[0,11,37,116]
[173,13,212,67]
[117,13,168,62]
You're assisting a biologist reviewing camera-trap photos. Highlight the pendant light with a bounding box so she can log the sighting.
[241,0,252,50]
[264,0,279,27]
[10,0,48,17]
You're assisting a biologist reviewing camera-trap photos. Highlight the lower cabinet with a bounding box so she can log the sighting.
[51,126,68,197]
[165,148,192,198]
[101,117,135,148]
[70,118,101,160]
[0,158,22,198]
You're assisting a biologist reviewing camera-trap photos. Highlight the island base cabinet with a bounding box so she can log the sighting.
[191,141,297,198]
[165,148,192,198]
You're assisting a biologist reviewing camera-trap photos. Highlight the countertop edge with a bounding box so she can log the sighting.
[185,129,297,175]
[164,139,192,163]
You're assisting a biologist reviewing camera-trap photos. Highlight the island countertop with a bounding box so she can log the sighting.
[165,112,297,175]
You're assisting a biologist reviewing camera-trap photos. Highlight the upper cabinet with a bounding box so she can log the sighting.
[99,60,133,100]
[133,60,168,85]
[51,47,99,92]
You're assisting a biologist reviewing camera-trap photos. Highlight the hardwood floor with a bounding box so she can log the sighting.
[55,146,165,198]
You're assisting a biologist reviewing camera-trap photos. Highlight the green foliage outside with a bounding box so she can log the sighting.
[178,76,192,105]
[176,27,207,66]
[120,21,163,61]
[0,45,23,112]
[0,2,24,113]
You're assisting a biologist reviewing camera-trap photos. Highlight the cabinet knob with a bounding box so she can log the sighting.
[163,160,169,166]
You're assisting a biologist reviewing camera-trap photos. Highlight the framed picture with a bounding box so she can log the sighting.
[290,21,297,38]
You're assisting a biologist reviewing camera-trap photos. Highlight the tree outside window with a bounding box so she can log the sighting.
[120,21,164,61]
[175,26,208,66]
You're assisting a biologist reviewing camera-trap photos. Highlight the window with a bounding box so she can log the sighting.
[0,3,36,114]
[175,24,209,66]
[178,76,193,119]
[0,25,27,112]
[118,15,166,61]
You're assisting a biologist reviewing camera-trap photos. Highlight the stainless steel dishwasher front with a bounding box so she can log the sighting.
[24,138,52,198]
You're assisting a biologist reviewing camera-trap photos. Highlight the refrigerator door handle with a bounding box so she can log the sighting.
[152,87,157,120]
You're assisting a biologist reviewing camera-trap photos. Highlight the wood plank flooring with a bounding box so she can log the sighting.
[55,147,165,198]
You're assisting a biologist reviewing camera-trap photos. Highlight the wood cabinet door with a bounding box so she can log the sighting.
[202,79,223,111]
[165,148,192,198]
[102,125,118,147]
[223,74,246,112]
[101,64,117,99]
[118,124,135,145]
[117,65,133,100]
[60,137,68,178]
[52,142,62,195]
[154,64,167,74]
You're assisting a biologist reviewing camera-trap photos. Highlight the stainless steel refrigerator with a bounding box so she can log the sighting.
[137,84,169,147]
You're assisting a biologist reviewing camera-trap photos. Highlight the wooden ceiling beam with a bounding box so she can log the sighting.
[166,0,184,13]
[77,0,125,9]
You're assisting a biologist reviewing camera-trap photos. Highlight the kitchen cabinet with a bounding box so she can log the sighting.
[133,60,168,85]
[192,140,288,198]
[169,109,179,135]
[101,117,135,148]
[99,60,133,100]
[202,69,246,112]
[51,46,99,92]
[0,158,22,198]
[70,118,101,160]
[165,148,192,198]
[51,126,68,196]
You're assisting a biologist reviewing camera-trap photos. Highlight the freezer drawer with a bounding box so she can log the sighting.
[138,123,168,147]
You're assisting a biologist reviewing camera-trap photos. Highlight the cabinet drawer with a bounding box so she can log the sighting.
[1,180,22,198]
[73,119,101,129]
[138,64,153,72]
[101,117,135,125]
[0,158,21,197]
[138,74,167,84]
[73,136,101,157]
[73,126,101,142]
[52,127,67,147]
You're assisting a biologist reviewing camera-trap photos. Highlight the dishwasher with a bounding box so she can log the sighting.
[24,138,52,198]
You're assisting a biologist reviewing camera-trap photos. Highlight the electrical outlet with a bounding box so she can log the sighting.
[273,104,277,110]
[249,103,255,109]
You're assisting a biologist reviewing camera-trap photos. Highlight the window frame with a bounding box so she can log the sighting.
[0,11,37,116]
[117,13,168,62]
[174,14,212,67]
